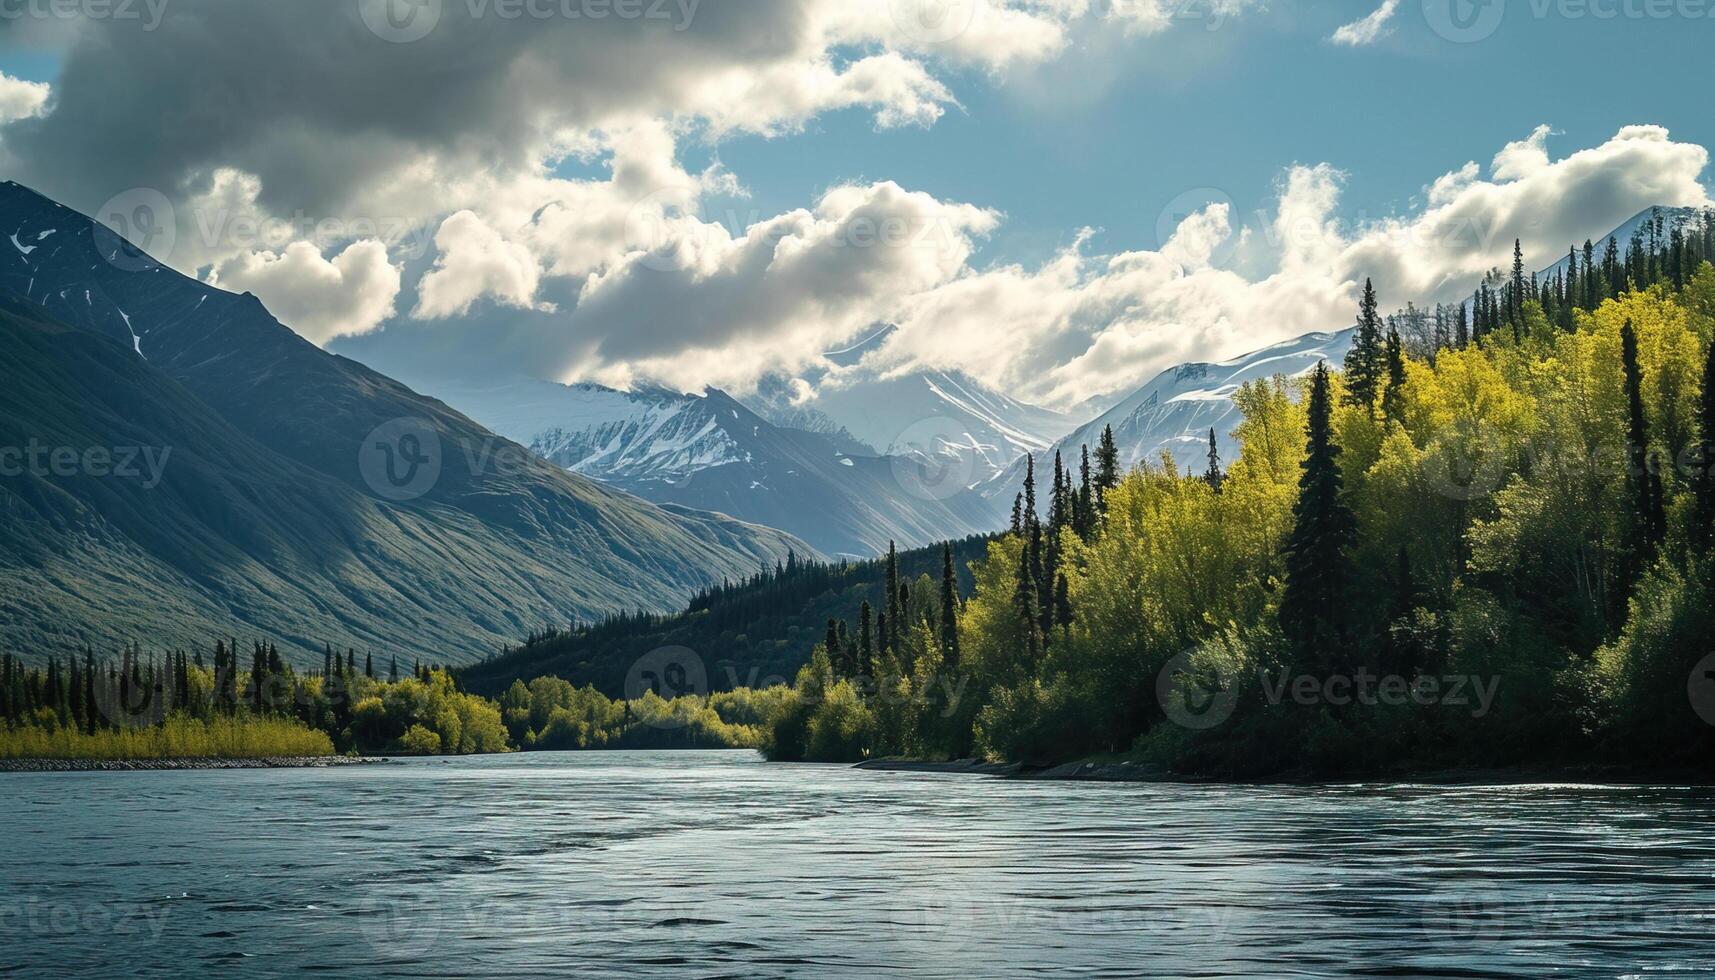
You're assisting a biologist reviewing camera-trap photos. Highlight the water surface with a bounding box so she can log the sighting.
[3,751,1713,977]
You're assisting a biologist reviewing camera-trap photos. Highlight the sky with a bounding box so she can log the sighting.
[0,0,1710,410]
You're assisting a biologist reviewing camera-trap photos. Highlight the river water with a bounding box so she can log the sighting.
[3,751,1712,978]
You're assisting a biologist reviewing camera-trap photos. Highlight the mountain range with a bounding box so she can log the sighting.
[402,374,1001,559]
[3,177,1674,666]
[389,323,1076,558]
[0,182,805,666]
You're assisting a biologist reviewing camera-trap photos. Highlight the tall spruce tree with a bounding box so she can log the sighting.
[858,601,874,678]
[1279,364,1358,672]
[1622,320,1667,553]
[1053,573,1072,637]
[825,618,843,674]
[1692,338,1715,554]
[939,543,961,669]
[1094,425,1120,512]
[884,542,901,655]
[1204,428,1224,494]
[1076,445,1095,539]
[1381,328,1408,425]
[1508,239,1527,333]
[1012,545,1040,675]
[1344,278,1384,410]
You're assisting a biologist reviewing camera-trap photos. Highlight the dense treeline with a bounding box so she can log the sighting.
[458,537,992,699]
[495,676,792,750]
[0,641,507,758]
[767,210,1715,776]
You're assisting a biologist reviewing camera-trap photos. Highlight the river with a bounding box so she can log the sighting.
[3,751,1712,977]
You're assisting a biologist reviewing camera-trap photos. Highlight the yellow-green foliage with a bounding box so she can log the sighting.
[767,267,1715,774]
[497,674,791,750]
[348,670,510,755]
[0,715,334,760]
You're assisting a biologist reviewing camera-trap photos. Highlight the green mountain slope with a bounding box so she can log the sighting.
[458,535,993,698]
[0,185,808,665]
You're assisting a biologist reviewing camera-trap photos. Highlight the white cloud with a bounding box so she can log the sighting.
[209,240,401,346]
[414,210,547,320]
[536,181,999,392]
[844,124,1712,408]
[1331,0,1401,46]
[1491,124,1554,181]
[0,73,49,125]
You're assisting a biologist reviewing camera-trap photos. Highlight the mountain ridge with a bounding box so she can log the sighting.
[0,181,808,665]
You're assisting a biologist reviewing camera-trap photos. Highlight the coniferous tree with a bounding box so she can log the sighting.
[1010,493,1024,535]
[1204,428,1224,494]
[1455,301,1469,348]
[1508,239,1527,334]
[1344,278,1384,410]
[1022,455,1043,590]
[1622,321,1667,555]
[857,602,874,679]
[83,650,97,733]
[1381,328,1408,426]
[1279,364,1358,672]
[1582,240,1598,308]
[365,652,374,680]
[1075,445,1095,539]
[1692,339,1715,554]
[939,543,961,669]
[1012,547,1039,674]
[389,655,399,683]
[1053,572,1072,637]
[884,542,901,655]
[1094,425,1120,513]
[825,618,843,674]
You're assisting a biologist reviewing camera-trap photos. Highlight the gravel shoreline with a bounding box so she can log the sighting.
[0,756,392,773]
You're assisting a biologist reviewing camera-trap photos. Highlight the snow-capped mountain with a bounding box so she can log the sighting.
[410,375,1002,558]
[1066,329,1353,471]
[978,329,1355,507]
[745,326,1077,489]
[433,378,751,484]
[1536,205,1705,281]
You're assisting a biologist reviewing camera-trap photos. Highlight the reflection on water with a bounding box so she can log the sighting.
[3,751,1713,977]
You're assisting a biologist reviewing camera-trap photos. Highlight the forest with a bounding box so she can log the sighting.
[0,643,508,758]
[8,210,1713,775]
[764,210,1715,776]
[0,638,787,759]
[458,537,991,699]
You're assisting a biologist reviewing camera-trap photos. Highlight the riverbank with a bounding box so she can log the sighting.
[854,758,1715,786]
[0,756,391,773]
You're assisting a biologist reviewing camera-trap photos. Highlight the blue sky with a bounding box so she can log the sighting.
[686,2,1713,268]
[0,1,1709,404]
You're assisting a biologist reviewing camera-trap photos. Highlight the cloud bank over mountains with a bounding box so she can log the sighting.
[0,2,1708,409]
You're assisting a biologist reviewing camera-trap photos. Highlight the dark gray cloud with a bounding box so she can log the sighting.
[3,0,817,217]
